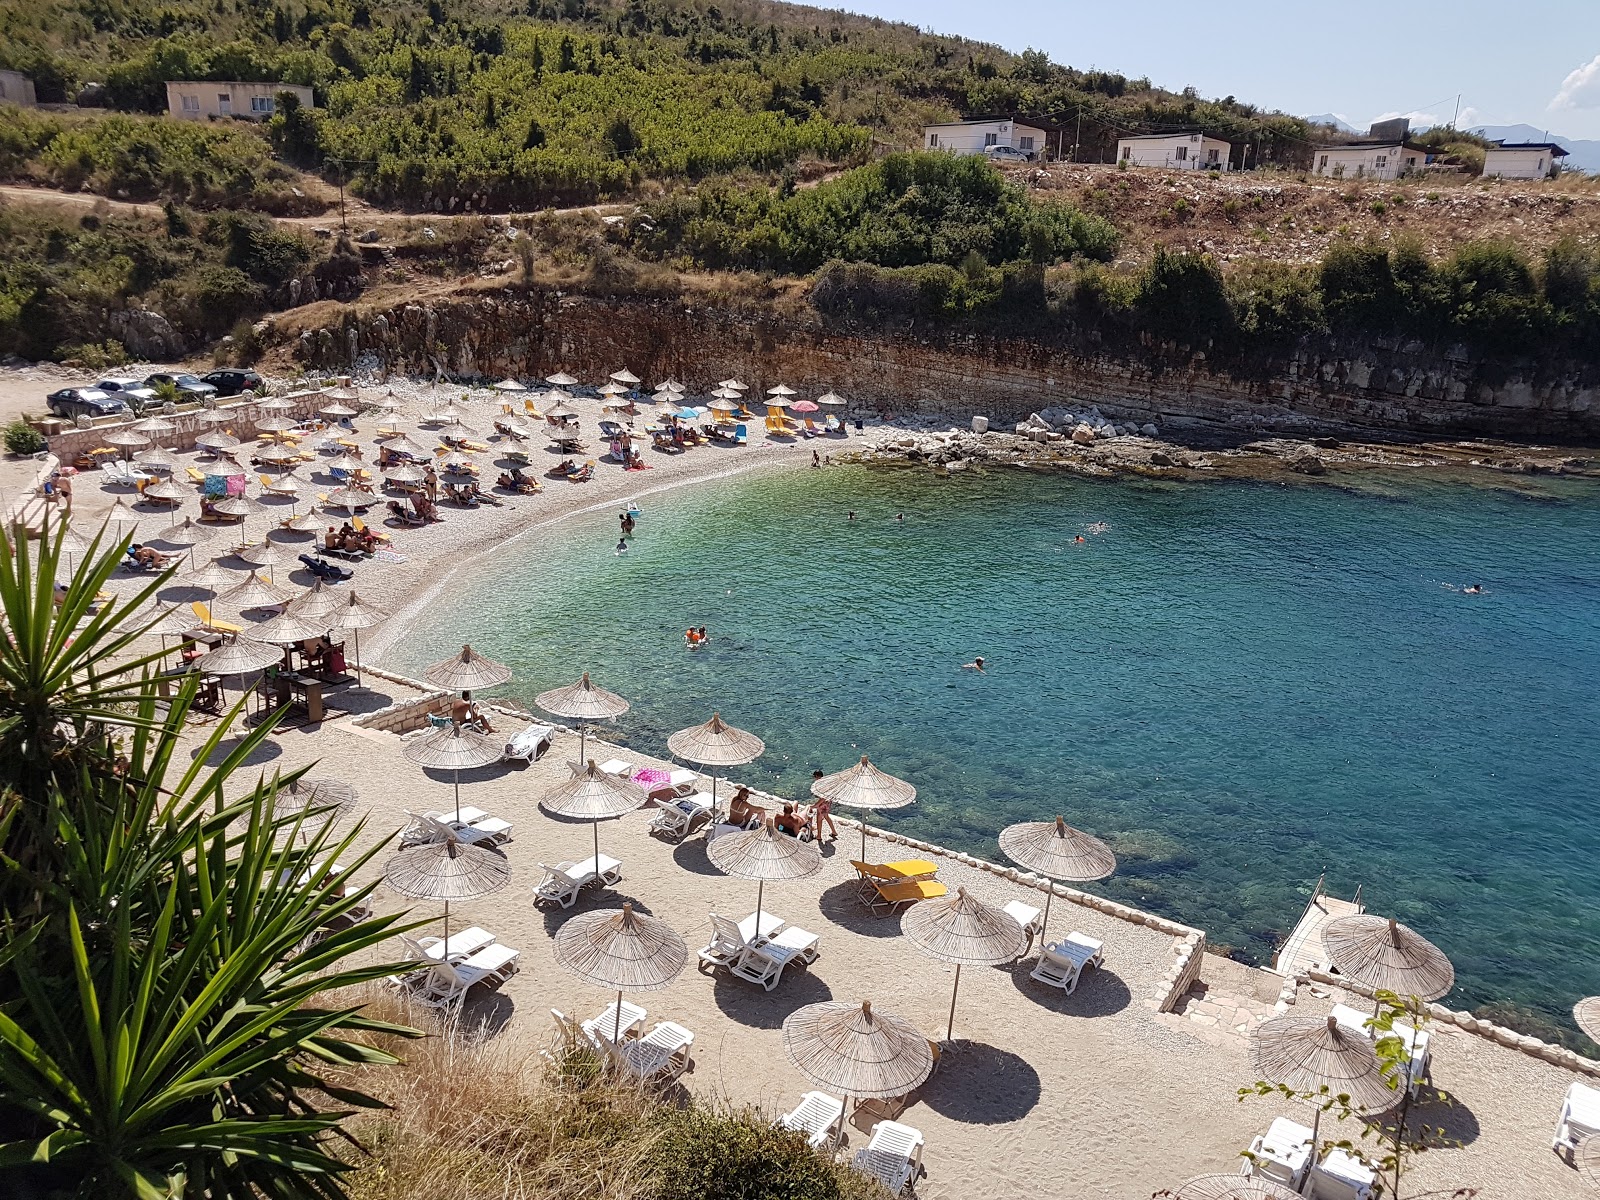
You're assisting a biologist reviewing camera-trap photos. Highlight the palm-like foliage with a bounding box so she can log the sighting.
[0,526,420,1199]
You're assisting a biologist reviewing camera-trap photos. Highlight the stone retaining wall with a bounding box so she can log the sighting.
[44,389,336,467]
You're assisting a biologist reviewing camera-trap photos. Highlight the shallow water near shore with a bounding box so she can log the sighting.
[392,461,1600,1036]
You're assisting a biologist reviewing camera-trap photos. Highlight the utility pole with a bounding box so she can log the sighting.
[1073,106,1082,163]
[324,156,377,235]
[1451,93,1461,130]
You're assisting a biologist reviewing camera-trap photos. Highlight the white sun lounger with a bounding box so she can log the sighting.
[501,723,555,763]
[730,925,820,991]
[407,944,520,1012]
[610,1019,695,1083]
[103,461,153,487]
[582,999,648,1046]
[1002,900,1043,956]
[1553,1080,1600,1157]
[1028,931,1105,993]
[1244,1116,1314,1190]
[401,810,510,848]
[424,808,514,844]
[649,789,717,840]
[403,927,495,964]
[533,854,623,908]
[851,1120,924,1194]
[596,758,633,776]
[698,911,785,970]
[1305,1147,1377,1200]
[777,1091,846,1149]
[1330,1002,1431,1094]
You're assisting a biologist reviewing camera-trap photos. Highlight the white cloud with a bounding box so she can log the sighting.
[1550,54,1600,110]
[1456,106,1482,128]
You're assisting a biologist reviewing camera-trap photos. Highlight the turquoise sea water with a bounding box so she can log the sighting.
[392,462,1600,1038]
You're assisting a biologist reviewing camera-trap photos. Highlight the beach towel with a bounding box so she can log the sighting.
[632,767,672,790]
[373,548,408,564]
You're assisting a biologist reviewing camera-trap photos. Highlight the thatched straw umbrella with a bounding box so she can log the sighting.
[667,712,763,813]
[325,590,387,686]
[545,372,578,387]
[385,836,510,953]
[997,815,1117,947]
[103,498,141,541]
[320,402,358,419]
[219,570,294,616]
[247,609,330,646]
[385,434,429,458]
[540,760,649,867]
[323,486,377,513]
[425,644,512,692]
[708,397,739,414]
[403,723,502,822]
[609,368,641,385]
[554,902,687,1045]
[718,378,748,392]
[256,442,300,464]
[256,415,298,436]
[195,430,240,452]
[180,557,236,604]
[324,452,367,475]
[135,446,181,472]
[901,886,1025,1041]
[1577,1133,1600,1190]
[237,538,288,575]
[385,464,426,487]
[781,1000,934,1148]
[195,635,283,703]
[766,383,797,397]
[131,415,176,436]
[153,516,214,567]
[288,579,340,621]
[811,755,916,859]
[141,479,186,504]
[1250,1013,1396,1176]
[208,494,259,520]
[1164,1175,1299,1200]
[1323,915,1455,1002]
[493,378,527,393]
[535,672,629,761]
[257,396,296,412]
[1574,997,1600,1044]
[706,819,821,935]
[105,428,150,457]
[272,775,357,832]
[281,510,324,533]
[817,392,846,408]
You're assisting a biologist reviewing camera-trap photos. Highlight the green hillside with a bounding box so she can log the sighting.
[0,0,1324,208]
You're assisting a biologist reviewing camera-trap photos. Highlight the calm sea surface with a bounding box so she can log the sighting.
[392,462,1600,1037]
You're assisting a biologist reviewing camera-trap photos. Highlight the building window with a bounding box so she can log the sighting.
[928,133,938,148]
[1318,154,1328,170]
[250,95,275,114]
[181,94,200,113]
[1018,136,1034,152]
[1207,148,1219,164]
[1374,155,1388,170]
[1120,145,1130,159]
[984,132,998,147]
[1174,145,1187,161]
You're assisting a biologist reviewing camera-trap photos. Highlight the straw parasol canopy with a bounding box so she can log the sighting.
[281,510,324,532]
[385,464,425,485]
[181,558,236,596]
[325,385,360,403]
[1165,1176,1300,1200]
[273,775,357,826]
[812,755,916,858]
[1323,915,1455,1002]
[105,428,151,449]
[1577,1134,1600,1191]
[403,722,503,821]
[256,415,298,434]
[197,633,282,676]
[998,815,1117,945]
[544,371,578,387]
[719,378,748,391]
[764,396,793,410]
[155,516,215,548]
[258,396,296,411]
[195,430,240,451]
[135,446,181,471]
[325,452,367,473]
[238,539,288,569]
[248,609,331,645]
[544,401,579,420]
[1575,997,1600,1044]
[608,368,641,385]
[323,486,377,511]
[707,397,739,413]
[668,712,764,767]
[288,579,340,620]
[438,451,477,474]
[902,886,1026,1040]
[319,402,358,419]
[324,590,387,684]
[103,498,141,540]
[117,602,195,638]
[598,381,628,397]
[385,836,511,950]
[256,442,300,464]
[766,383,797,396]
[131,415,176,435]
[782,1000,935,1111]
[492,378,527,392]
[219,570,293,613]
[554,902,687,1043]
[540,759,649,864]
[817,391,846,407]
[141,479,187,503]
[208,495,258,519]
[707,819,821,935]
[535,671,628,760]
[425,644,512,692]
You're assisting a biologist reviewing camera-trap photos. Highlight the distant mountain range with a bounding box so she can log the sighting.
[1302,114,1598,173]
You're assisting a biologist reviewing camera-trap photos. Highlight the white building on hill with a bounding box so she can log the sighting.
[165,80,313,121]
[1115,132,1233,170]
[1483,142,1567,180]
[1311,118,1427,181]
[0,69,37,107]
[922,117,1049,160]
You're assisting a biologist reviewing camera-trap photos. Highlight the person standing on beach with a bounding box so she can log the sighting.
[811,450,820,468]
[620,511,636,538]
[809,769,838,842]
[423,464,439,501]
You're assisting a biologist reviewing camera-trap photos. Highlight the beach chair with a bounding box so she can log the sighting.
[852,860,947,915]
[648,790,716,840]
[185,467,206,484]
[400,810,510,848]
[297,553,352,581]
[1244,1116,1314,1190]
[777,1091,846,1149]
[259,472,299,496]
[103,461,151,487]
[851,1121,924,1195]
[1305,1148,1377,1200]
[697,911,785,972]
[596,757,633,776]
[1552,1080,1600,1158]
[1002,899,1043,957]
[1329,1002,1431,1094]
[608,1020,695,1084]
[733,423,748,445]
[533,854,623,908]
[580,999,648,1047]
[730,925,820,991]
[400,927,496,965]
[190,601,242,635]
[501,723,555,763]
[437,806,515,843]
[1028,931,1105,993]
[406,945,520,1013]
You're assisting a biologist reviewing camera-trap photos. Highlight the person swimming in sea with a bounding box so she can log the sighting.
[962,656,985,672]
[1074,535,1087,544]
[615,538,629,554]
[1464,583,1483,594]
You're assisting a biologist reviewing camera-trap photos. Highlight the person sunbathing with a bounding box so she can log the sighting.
[451,690,495,734]
[774,803,805,838]
[727,786,765,828]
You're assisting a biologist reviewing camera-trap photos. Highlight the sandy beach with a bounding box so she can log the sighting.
[28,374,1600,1200]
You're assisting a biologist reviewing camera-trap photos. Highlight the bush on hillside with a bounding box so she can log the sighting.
[4,419,45,455]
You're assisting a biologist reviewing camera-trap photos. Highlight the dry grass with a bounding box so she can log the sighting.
[329,991,889,1200]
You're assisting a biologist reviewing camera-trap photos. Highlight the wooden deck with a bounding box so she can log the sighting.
[1272,888,1364,977]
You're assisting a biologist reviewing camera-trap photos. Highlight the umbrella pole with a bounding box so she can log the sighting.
[613,988,624,1045]
[453,769,462,823]
[578,725,587,762]
[945,963,962,1042]
[860,820,867,862]
[1306,1103,1322,1187]
[754,879,765,937]
[1040,888,1054,950]
[352,626,363,688]
[442,898,451,955]
[592,819,600,869]
[834,1093,848,1153]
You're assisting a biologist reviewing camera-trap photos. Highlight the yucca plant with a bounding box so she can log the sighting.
[0,525,421,1199]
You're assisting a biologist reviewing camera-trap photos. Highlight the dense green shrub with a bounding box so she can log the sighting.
[645,1104,887,1200]
[3,419,46,455]
[1135,247,1234,343]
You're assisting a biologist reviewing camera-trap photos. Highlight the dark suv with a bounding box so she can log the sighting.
[200,369,264,397]
[45,387,129,420]
[143,372,218,400]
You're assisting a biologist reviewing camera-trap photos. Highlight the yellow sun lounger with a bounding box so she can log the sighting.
[851,860,947,915]
[190,601,241,635]
[185,467,206,483]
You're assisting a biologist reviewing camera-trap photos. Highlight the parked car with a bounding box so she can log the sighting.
[982,144,1034,162]
[94,376,146,394]
[200,369,264,397]
[143,372,218,400]
[45,388,129,421]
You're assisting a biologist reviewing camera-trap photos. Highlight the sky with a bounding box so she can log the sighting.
[839,0,1600,141]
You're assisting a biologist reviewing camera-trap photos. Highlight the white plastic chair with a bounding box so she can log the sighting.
[1028,931,1104,993]
[1553,1080,1600,1157]
[697,911,784,970]
[1305,1148,1376,1200]
[851,1120,924,1194]
[582,999,647,1047]
[730,925,820,991]
[402,926,495,964]
[1002,899,1042,956]
[1244,1116,1314,1190]
[533,854,622,908]
[648,790,716,840]
[777,1091,845,1149]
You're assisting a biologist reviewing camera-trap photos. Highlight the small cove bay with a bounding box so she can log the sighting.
[392,461,1600,1040]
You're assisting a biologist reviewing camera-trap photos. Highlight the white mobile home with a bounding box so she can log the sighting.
[0,70,37,107]
[165,80,313,121]
[923,118,1049,160]
[1116,132,1232,170]
[1312,141,1425,181]
[1483,142,1566,180]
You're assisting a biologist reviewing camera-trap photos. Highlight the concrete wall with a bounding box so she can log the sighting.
[1118,135,1231,170]
[291,291,1600,442]
[165,81,313,121]
[1484,148,1559,180]
[44,389,334,465]
[0,70,37,107]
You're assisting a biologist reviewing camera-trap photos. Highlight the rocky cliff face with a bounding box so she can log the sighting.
[290,289,1599,441]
